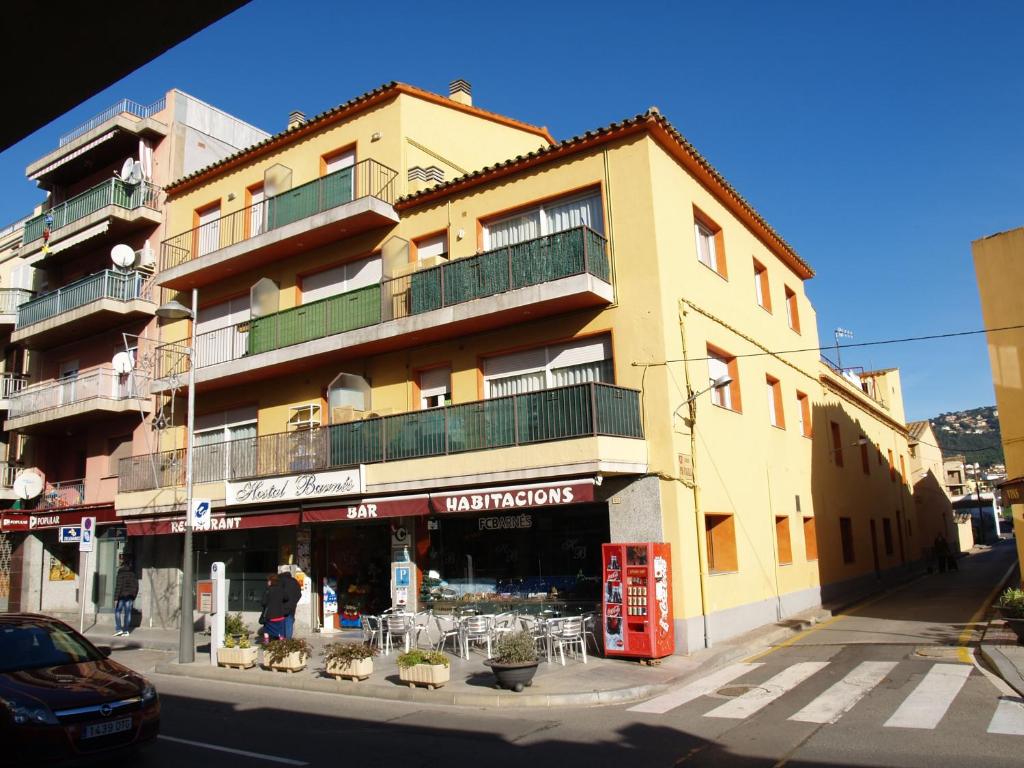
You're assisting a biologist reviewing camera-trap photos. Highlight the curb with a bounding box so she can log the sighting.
[979,645,1024,698]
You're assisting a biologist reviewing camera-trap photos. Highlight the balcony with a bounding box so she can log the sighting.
[156,226,613,390]
[28,97,168,190]
[20,179,162,263]
[119,382,644,493]
[13,269,154,347]
[0,463,20,502]
[0,289,34,326]
[5,366,152,434]
[0,374,29,410]
[157,159,400,290]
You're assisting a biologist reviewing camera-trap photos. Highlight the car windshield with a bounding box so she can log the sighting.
[0,623,105,673]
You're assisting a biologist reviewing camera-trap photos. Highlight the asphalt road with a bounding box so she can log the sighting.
[118,541,1021,768]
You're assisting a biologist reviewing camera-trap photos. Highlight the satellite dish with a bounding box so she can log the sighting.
[110,243,136,269]
[13,471,43,501]
[119,157,135,181]
[112,351,135,375]
[127,161,144,185]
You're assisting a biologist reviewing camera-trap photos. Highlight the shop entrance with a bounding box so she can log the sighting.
[93,527,126,612]
[314,522,390,626]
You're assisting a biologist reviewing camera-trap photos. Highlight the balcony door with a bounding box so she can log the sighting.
[58,360,78,406]
[193,406,257,483]
[196,203,221,257]
[482,191,603,250]
[194,296,250,367]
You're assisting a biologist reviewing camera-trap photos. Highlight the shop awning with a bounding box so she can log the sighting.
[125,510,300,536]
[1,507,119,532]
[429,479,596,514]
[302,495,430,524]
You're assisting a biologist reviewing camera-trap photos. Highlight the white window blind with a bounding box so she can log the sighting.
[767,382,778,426]
[420,367,451,409]
[196,297,250,335]
[248,187,265,238]
[483,191,602,249]
[197,205,221,257]
[301,256,382,304]
[484,336,612,397]
[708,353,731,409]
[695,222,716,270]
[324,149,355,174]
[416,234,448,262]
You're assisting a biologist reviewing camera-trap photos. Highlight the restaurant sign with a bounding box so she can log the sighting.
[225,467,364,507]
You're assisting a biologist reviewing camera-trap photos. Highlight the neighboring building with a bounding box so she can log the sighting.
[943,455,967,497]
[98,80,931,651]
[973,227,1024,580]
[908,421,970,554]
[0,91,268,621]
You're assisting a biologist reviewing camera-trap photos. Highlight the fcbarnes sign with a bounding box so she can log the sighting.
[225,467,364,506]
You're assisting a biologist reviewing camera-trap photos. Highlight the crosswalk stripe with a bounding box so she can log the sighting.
[705,661,829,720]
[628,663,764,714]
[884,663,972,729]
[987,697,1024,736]
[789,661,897,724]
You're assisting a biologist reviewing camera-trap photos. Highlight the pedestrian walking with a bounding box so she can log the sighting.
[113,557,139,637]
[261,575,288,641]
[933,535,951,574]
[278,571,302,639]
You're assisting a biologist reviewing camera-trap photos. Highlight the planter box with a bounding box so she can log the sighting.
[485,659,539,692]
[217,646,258,669]
[399,663,449,689]
[1003,617,1024,644]
[326,657,373,681]
[264,651,308,673]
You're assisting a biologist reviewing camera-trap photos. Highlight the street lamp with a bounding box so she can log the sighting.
[155,290,198,664]
[674,374,732,423]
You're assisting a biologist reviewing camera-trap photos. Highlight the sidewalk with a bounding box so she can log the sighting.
[125,609,830,709]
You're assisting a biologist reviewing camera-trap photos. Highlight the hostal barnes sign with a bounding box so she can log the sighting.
[225,467,365,506]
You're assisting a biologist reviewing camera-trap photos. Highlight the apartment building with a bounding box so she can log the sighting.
[907,420,971,554]
[95,80,930,651]
[0,91,267,620]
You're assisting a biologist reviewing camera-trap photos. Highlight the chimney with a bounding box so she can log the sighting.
[287,110,306,130]
[448,79,472,107]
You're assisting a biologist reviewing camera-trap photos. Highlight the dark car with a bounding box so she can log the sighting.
[0,614,159,764]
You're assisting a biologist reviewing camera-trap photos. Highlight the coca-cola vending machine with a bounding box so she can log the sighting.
[601,542,674,659]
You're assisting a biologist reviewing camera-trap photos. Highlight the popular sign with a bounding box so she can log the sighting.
[225,467,364,506]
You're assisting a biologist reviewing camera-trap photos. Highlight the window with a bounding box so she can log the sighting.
[300,255,382,304]
[888,448,896,481]
[785,286,800,333]
[803,517,818,560]
[194,406,257,482]
[195,202,221,257]
[706,514,738,572]
[830,421,843,467]
[899,454,908,485]
[483,336,612,398]
[776,515,793,565]
[860,440,870,475]
[419,367,451,409]
[195,295,250,366]
[753,259,771,311]
[693,208,726,276]
[322,148,355,175]
[882,518,894,556]
[766,375,784,428]
[246,183,266,238]
[707,346,741,411]
[483,190,603,249]
[107,434,133,476]
[796,391,812,437]
[413,232,449,263]
[840,517,855,564]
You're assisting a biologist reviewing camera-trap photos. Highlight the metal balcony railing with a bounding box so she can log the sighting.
[0,463,18,488]
[0,373,28,400]
[118,382,642,492]
[0,289,34,315]
[163,226,610,374]
[17,270,151,328]
[8,366,148,419]
[29,479,86,510]
[160,159,399,270]
[23,179,161,243]
[58,96,167,147]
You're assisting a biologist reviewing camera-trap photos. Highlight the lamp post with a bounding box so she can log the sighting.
[155,290,198,664]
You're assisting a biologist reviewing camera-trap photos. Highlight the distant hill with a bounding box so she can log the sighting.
[928,405,1004,469]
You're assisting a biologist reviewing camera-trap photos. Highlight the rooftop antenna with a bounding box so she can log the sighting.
[834,327,854,370]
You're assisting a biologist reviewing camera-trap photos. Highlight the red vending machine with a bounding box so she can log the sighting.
[601,542,674,659]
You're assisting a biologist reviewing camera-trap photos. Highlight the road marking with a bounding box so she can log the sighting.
[628,662,764,714]
[157,735,309,765]
[789,660,897,724]
[884,663,972,729]
[987,697,1024,736]
[705,662,829,720]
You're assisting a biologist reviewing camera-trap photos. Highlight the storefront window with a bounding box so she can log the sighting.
[194,528,278,612]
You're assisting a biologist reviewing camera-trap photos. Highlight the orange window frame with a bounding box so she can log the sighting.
[900,454,908,485]
[753,258,772,311]
[410,229,449,263]
[706,513,738,573]
[320,143,358,176]
[192,199,221,256]
[888,449,896,481]
[243,182,265,239]
[707,343,742,412]
[796,391,812,437]
[785,286,801,333]
[803,517,818,561]
[775,515,793,565]
[693,206,728,278]
[766,375,784,428]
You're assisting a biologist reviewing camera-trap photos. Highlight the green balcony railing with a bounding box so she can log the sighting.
[16,269,150,328]
[118,382,643,492]
[247,284,381,356]
[23,179,161,243]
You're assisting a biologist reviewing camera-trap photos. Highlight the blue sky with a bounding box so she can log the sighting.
[1,0,1020,422]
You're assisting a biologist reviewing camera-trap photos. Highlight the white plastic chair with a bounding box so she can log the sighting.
[460,615,495,659]
[548,616,586,665]
[412,610,434,648]
[383,613,415,655]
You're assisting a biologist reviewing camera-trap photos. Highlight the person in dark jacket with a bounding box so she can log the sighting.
[278,572,302,638]
[261,575,288,641]
[113,557,139,637]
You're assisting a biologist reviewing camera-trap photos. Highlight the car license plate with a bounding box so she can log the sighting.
[82,717,132,739]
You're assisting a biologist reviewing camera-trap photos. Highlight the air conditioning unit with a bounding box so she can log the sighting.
[331,406,364,424]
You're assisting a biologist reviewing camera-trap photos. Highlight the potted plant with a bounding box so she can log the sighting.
[995,587,1024,642]
[263,637,312,673]
[484,630,539,692]
[396,649,450,689]
[224,612,248,643]
[217,632,258,669]
[323,642,377,681]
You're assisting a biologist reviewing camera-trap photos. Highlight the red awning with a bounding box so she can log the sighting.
[302,495,430,524]
[125,511,300,537]
[1,507,120,532]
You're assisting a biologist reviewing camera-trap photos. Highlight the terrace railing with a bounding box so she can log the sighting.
[17,270,150,328]
[0,289,34,316]
[23,179,161,243]
[0,462,18,489]
[58,96,167,147]
[8,366,148,419]
[118,382,642,492]
[160,159,398,270]
[0,373,28,400]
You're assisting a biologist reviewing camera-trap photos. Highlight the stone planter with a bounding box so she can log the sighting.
[326,657,374,681]
[217,646,258,669]
[484,659,539,692]
[399,663,449,689]
[264,651,308,673]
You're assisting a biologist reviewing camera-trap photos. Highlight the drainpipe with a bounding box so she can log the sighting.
[678,300,711,649]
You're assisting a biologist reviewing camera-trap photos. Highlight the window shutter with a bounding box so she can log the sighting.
[420,368,450,400]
